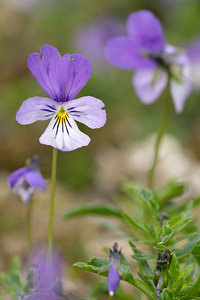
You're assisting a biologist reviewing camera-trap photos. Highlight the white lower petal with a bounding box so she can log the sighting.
[133,68,168,104]
[170,58,193,113]
[39,114,91,151]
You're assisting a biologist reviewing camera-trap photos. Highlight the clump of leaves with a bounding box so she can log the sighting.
[62,179,200,299]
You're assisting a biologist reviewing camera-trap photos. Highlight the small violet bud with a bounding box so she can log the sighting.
[108,242,122,296]
[8,155,46,203]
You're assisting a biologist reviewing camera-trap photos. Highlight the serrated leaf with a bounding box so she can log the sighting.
[61,204,123,220]
[162,288,175,299]
[129,241,153,276]
[122,182,159,212]
[155,179,185,205]
[122,211,147,233]
[181,273,200,299]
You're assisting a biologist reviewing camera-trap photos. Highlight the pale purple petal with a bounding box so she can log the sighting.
[127,10,165,53]
[170,52,193,113]
[133,68,168,104]
[13,178,35,203]
[64,96,106,129]
[108,263,120,295]
[24,170,46,191]
[39,114,91,151]
[8,167,28,188]
[105,37,156,70]
[187,40,200,87]
[28,45,92,102]
[16,97,57,125]
[187,40,200,63]
[170,77,193,113]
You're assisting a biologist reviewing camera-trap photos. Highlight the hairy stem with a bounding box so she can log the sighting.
[27,198,33,264]
[148,89,171,190]
[48,147,58,257]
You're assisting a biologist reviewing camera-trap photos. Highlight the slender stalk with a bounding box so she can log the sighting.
[148,88,171,190]
[27,198,33,264]
[48,147,58,257]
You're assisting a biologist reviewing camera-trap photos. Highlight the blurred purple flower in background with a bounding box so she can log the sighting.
[73,18,124,68]
[108,242,121,296]
[24,249,64,300]
[187,39,200,88]
[8,155,46,203]
[16,45,106,151]
[106,10,193,113]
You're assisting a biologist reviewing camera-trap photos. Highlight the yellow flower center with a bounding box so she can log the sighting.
[56,107,68,124]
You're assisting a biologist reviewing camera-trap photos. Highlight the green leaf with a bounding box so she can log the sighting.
[154,179,186,205]
[169,254,180,289]
[61,204,123,220]
[122,182,159,212]
[162,288,175,300]
[129,241,154,276]
[175,235,200,257]
[122,212,147,233]
[182,273,200,299]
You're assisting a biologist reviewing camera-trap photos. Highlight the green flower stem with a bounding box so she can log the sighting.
[27,198,33,264]
[48,147,58,257]
[148,88,171,190]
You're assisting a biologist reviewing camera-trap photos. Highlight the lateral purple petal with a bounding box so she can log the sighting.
[24,170,46,191]
[127,10,165,53]
[16,97,58,125]
[105,37,156,70]
[108,263,120,295]
[65,96,106,129]
[8,167,28,188]
[133,68,168,104]
[28,45,92,102]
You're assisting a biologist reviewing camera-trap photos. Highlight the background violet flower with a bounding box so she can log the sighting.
[8,155,46,203]
[108,242,122,296]
[105,10,193,113]
[16,45,106,151]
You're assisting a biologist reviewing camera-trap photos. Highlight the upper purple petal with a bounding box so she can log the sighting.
[24,170,46,191]
[108,263,120,294]
[105,36,156,70]
[8,167,29,188]
[28,45,92,102]
[127,10,165,53]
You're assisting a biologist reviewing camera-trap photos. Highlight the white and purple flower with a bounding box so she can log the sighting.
[105,10,193,113]
[8,155,46,203]
[16,45,106,151]
[108,242,122,296]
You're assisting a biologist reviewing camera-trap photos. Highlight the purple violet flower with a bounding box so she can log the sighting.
[8,155,46,203]
[105,10,193,113]
[25,249,63,300]
[16,45,106,151]
[108,242,122,296]
[73,18,124,68]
